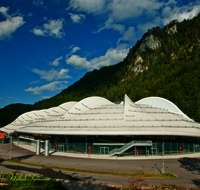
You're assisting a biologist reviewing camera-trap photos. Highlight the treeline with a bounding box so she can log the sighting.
[1,13,200,127]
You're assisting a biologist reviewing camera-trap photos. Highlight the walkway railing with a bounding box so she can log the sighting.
[109,140,152,157]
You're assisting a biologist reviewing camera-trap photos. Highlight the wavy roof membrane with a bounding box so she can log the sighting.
[1,94,200,137]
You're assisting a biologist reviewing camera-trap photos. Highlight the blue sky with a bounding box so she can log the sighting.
[0,0,199,108]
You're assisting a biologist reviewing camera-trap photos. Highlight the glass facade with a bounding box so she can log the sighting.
[13,133,200,156]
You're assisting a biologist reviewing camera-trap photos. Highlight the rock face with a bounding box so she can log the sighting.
[166,19,178,34]
[135,56,143,64]
[167,24,178,35]
[128,56,148,75]
[140,34,161,51]
[133,64,148,74]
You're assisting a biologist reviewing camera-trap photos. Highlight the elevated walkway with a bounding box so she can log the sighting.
[109,140,152,157]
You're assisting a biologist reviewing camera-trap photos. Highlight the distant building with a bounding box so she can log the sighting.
[1,94,200,157]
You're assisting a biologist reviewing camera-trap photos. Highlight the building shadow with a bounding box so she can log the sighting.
[192,179,200,187]
[178,157,200,187]
[13,154,35,161]
[2,163,83,181]
[0,162,122,189]
[49,150,57,155]
[178,157,200,175]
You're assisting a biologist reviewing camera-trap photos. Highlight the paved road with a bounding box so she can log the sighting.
[0,143,200,189]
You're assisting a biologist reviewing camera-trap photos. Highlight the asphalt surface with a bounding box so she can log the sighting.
[0,143,200,189]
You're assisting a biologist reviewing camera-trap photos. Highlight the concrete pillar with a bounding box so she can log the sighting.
[36,140,41,155]
[45,140,49,156]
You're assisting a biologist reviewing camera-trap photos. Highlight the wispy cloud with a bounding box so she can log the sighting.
[95,17,125,34]
[68,0,200,44]
[25,81,68,95]
[68,0,106,14]
[66,45,80,58]
[162,3,200,25]
[0,7,25,41]
[49,56,63,66]
[41,96,50,99]
[106,0,165,22]
[28,12,33,17]
[117,26,136,44]
[32,18,65,39]
[30,80,40,84]
[32,0,44,6]
[137,22,157,33]
[7,96,19,100]
[31,68,71,81]
[71,46,80,53]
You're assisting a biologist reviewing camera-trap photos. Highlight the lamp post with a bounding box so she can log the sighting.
[85,135,87,154]
[10,134,12,160]
[162,144,164,174]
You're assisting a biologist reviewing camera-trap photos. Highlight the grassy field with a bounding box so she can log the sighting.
[0,171,66,190]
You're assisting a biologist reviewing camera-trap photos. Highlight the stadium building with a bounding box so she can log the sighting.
[1,94,200,157]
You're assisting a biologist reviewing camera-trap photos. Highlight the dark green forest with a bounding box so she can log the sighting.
[1,13,200,127]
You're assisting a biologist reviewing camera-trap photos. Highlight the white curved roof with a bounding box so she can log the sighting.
[65,96,113,115]
[1,95,200,137]
[136,97,190,119]
[59,102,77,111]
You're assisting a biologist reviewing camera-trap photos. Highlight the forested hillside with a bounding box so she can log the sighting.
[1,13,200,127]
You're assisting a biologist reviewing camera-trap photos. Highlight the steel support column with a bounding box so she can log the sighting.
[36,140,41,155]
[45,140,49,156]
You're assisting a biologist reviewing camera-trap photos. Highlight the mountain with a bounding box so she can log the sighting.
[1,13,200,127]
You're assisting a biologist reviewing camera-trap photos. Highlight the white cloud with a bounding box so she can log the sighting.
[68,0,106,14]
[25,81,68,95]
[69,13,85,23]
[49,56,63,66]
[66,44,129,70]
[33,28,45,36]
[32,68,71,81]
[162,6,172,17]
[66,55,90,69]
[0,7,25,40]
[32,18,65,39]
[0,97,3,100]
